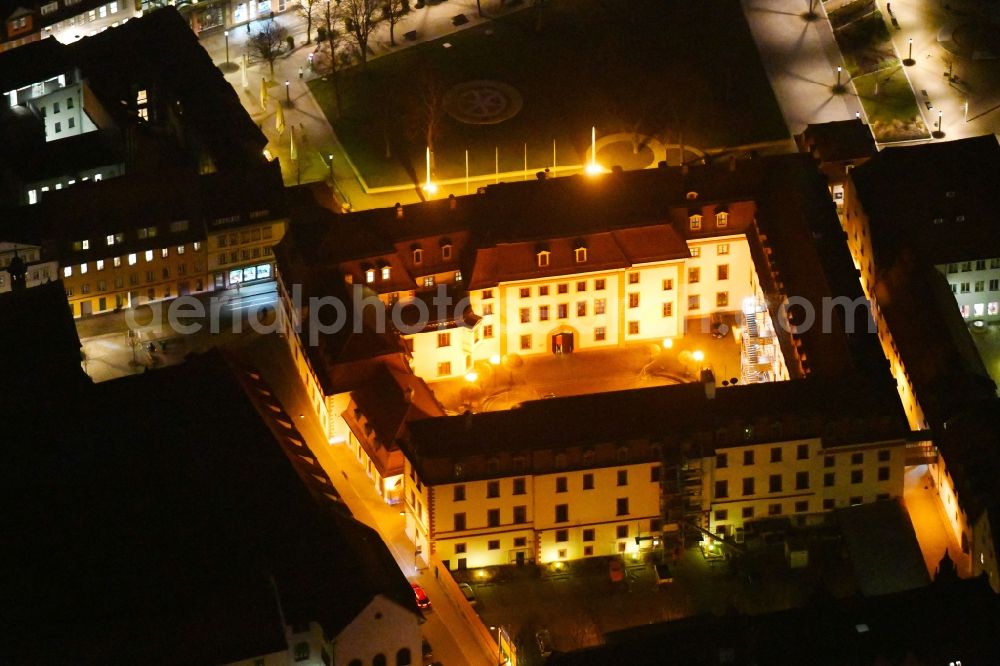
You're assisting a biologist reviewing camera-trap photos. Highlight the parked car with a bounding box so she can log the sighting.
[412,583,431,609]
[609,558,625,583]
[536,629,553,658]
[457,582,478,606]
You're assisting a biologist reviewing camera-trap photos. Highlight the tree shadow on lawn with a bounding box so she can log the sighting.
[321,0,787,189]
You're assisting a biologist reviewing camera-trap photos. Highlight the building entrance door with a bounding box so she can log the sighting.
[551,332,573,354]
[515,551,525,566]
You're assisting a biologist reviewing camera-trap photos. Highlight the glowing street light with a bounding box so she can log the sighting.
[489,354,501,365]
[423,146,438,195]
[585,126,603,175]
[465,371,479,383]
[661,338,673,350]
[224,29,230,65]
[692,350,705,363]
[284,80,290,104]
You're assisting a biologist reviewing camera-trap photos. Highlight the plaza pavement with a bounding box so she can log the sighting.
[879,0,1000,142]
[741,0,864,137]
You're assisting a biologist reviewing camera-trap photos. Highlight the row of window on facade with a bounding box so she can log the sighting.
[951,279,1000,293]
[531,242,730,270]
[450,446,645,479]
[39,0,118,17]
[62,243,202,277]
[450,467,661,503]
[27,171,103,204]
[363,265,461,286]
[714,467,891,498]
[946,258,1000,273]
[217,245,272,266]
[214,225,274,248]
[450,520,660,556]
[713,493,890,526]
[717,446,890,467]
[70,222,192,251]
[689,211,729,231]
[64,268,205,295]
[959,302,1000,318]
[451,497,635,532]
[409,241,453,265]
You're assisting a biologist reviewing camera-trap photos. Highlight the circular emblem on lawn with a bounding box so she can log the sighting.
[444,80,523,125]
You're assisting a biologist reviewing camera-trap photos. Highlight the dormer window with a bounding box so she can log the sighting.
[412,247,423,264]
[381,266,391,280]
[716,212,728,228]
[575,246,588,263]
[440,238,453,260]
[365,269,375,284]
[537,250,551,267]
[689,214,702,231]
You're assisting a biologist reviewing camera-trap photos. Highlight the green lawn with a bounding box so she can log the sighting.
[853,69,929,142]
[310,0,788,189]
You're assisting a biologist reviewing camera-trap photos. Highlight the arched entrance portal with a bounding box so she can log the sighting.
[549,327,579,354]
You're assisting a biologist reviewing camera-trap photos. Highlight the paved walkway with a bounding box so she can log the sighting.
[878,0,1000,142]
[903,464,971,578]
[741,0,864,136]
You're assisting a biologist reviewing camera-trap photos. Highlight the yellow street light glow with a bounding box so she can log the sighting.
[692,350,705,362]
[423,146,437,195]
[489,354,501,365]
[465,371,479,383]
[661,338,673,350]
[585,126,604,176]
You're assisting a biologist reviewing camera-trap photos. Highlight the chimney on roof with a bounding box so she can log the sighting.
[449,194,456,210]
[395,203,403,219]
[700,368,716,400]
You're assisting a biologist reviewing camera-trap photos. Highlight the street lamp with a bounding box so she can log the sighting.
[284,80,290,104]
[224,30,230,65]
[904,37,914,66]
[836,66,842,87]
[692,350,705,363]
[328,153,334,179]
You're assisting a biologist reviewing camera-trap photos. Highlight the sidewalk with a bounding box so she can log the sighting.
[741,0,864,136]
[878,0,1000,142]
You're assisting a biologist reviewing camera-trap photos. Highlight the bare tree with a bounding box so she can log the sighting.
[382,0,407,47]
[407,62,447,156]
[247,20,287,78]
[340,0,381,69]
[298,0,323,44]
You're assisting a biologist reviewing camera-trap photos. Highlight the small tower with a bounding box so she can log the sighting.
[934,549,959,583]
[7,251,27,292]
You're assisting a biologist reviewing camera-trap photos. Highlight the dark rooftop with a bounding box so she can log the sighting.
[549,575,1000,666]
[851,134,1000,267]
[796,119,877,164]
[2,351,416,663]
[403,375,907,483]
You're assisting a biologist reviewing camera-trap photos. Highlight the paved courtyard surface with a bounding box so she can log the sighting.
[429,324,743,413]
[881,0,1000,141]
[968,319,1000,391]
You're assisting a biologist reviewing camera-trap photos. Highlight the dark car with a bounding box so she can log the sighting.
[412,583,431,609]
